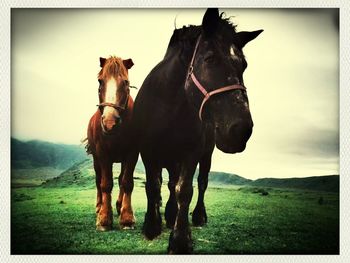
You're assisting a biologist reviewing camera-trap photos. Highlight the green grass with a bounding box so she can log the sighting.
[11,179,339,254]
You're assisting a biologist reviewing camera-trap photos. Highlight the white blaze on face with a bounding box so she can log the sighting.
[103,77,118,117]
[105,77,118,103]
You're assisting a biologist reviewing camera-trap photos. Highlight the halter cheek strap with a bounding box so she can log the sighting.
[186,34,247,121]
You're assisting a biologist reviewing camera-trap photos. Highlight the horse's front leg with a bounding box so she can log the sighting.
[116,163,125,215]
[192,152,212,226]
[96,161,114,231]
[168,157,197,254]
[165,163,180,228]
[93,157,102,214]
[119,150,138,228]
[142,155,162,239]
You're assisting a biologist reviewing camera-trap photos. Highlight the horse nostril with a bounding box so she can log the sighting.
[229,121,252,141]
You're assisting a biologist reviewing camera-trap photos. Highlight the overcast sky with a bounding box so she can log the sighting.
[11,8,339,179]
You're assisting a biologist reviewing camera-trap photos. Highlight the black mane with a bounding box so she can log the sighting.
[165,14,237,57]
[168,25,201,47]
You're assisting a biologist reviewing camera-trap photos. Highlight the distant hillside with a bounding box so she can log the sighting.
[43,159,147,189]
[208,171,252,185]
[251,175,339,193]
[11,138,88,169]
[43,159,94,188]
[41,156,339,193]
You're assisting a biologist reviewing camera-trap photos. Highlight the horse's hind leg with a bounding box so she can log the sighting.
[94,157,102,214]
[142,155,162,239]
[116,163,125,215]
[119,150,137,228]
[192,152,212,226]
[165,162,180,228]
[96,162,113,231]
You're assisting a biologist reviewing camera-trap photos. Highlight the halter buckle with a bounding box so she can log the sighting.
[187,66,194,79]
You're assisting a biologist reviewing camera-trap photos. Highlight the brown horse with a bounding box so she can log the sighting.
[86,56,137,231]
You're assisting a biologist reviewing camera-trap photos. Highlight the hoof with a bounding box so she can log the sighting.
[168,230,193,254]
[143,223,161,240]
[143,212,162,240]
[122,226,135,230]
[120,207,136,228]
[120,216,136,229]
[96,209,113,230]
[192,206,207,227]
[96,224,112,232]
[165,199,178,229]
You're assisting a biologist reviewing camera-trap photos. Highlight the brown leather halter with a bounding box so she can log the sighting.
[97,94,129,111]
[185,34,247,121]
[97,89,130,112]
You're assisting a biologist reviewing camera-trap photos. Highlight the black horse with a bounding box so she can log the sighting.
[132,8,263,253]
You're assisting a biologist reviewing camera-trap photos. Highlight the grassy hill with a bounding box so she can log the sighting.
[11,137,88,169]
[251,175,339,193]
[40,159,339,194]
[208,171,252,185]
[42,159,148,190]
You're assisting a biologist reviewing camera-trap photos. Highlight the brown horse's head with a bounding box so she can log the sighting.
[97,56,134,134]
[185,9,263,153]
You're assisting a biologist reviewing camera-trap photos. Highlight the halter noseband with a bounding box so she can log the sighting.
[185,34,247,121]
[97,93,130,112]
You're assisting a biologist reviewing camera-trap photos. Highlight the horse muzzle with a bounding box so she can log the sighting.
[215,120,253,153]
[101,116,122,135]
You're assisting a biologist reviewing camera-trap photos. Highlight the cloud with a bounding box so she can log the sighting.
[287,126,339,159]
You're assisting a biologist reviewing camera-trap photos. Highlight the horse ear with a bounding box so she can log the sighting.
[235,30,263,49]
[99,57,106,68]
[202,8,220,35]
[123,58,134,70]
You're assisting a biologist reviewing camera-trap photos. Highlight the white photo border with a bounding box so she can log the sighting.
[1,1,349,262]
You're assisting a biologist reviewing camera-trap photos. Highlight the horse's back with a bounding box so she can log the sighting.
[133,57,202,161]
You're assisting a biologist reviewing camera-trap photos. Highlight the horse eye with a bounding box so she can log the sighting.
[204,52,215,63]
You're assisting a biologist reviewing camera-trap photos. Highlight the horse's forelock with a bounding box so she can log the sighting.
[98,56,129,80]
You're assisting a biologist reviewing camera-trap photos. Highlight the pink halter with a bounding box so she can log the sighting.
[185,34,247,121]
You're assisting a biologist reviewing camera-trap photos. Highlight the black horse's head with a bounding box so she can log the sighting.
[184,8,263,153]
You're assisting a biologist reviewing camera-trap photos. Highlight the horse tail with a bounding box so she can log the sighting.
[80,137,92,155]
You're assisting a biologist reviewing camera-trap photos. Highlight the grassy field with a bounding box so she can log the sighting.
[11,163,339,254]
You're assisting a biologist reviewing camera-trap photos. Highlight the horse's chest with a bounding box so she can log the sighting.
[96,137,128,162]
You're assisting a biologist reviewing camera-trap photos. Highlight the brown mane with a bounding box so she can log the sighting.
[98,56,129,81]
